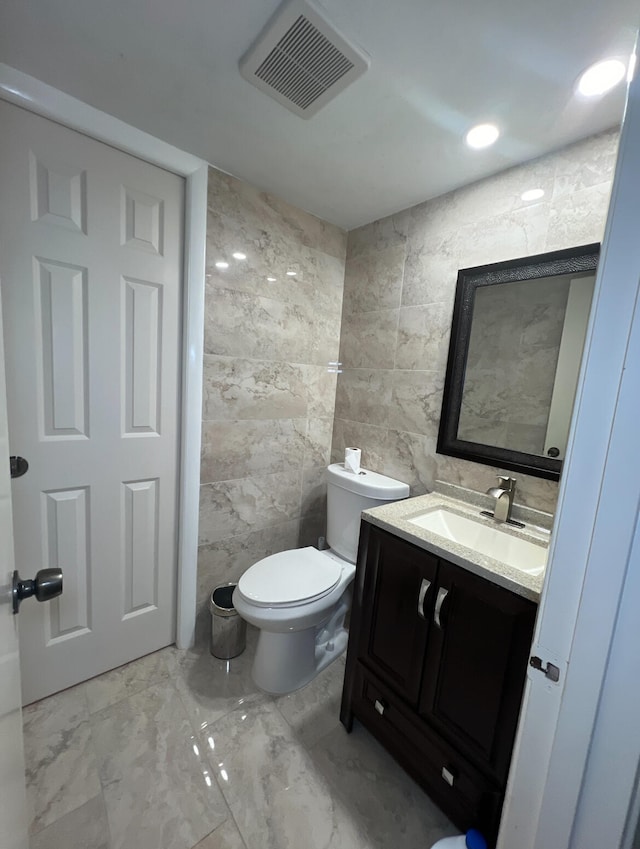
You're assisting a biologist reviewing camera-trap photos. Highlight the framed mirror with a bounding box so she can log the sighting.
[437,243,600,480]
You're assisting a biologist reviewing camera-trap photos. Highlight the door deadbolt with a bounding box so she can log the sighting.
[12,568,63,614]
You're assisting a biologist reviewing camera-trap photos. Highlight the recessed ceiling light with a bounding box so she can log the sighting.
[286,271,297,277]
[215,261,229,269]
[465,123,500,150]
[267,276,277,282]
[521,188,545,202]
[577,59,626,97]
[232,252,247,260]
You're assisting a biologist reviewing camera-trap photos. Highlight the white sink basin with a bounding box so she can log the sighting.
[407,508,548,575]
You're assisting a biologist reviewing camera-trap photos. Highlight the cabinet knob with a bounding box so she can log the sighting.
[374,699,386,716]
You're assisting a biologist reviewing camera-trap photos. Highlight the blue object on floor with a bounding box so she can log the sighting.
[465,829,487,849]
[429,828,488,848]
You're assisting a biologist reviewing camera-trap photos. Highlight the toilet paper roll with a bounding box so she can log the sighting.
[345,447,361,474]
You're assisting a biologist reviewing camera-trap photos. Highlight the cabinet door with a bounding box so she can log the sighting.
[418,560,536,782]
[359,527,439,706]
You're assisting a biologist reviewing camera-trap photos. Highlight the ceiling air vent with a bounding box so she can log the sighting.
[240,0,369,119]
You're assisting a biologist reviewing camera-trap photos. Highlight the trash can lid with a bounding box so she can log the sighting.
[210,584,238,615]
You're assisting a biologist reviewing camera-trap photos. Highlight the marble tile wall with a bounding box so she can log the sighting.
[200,168,347,635]
[332,130,619,514]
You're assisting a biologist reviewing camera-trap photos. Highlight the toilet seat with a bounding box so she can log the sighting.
[236,547,343,608]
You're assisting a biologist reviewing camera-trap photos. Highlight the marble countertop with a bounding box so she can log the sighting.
[362,491,551,602]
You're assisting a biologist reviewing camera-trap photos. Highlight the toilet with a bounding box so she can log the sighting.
[233,463,410,694]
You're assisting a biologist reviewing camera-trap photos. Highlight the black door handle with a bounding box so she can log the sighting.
[12,568,63,614]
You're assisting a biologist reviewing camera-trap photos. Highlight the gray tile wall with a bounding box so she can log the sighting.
[199,169,347,633]
[332,130,619,514]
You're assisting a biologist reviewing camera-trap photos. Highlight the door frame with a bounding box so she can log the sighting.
[498,47,640,849]
[0,62,207,649]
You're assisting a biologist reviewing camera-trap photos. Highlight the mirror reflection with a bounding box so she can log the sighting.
[438,244,600,480]
[458,270,596,459]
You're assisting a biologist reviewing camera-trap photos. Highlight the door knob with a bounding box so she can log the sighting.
[12,568,63,614]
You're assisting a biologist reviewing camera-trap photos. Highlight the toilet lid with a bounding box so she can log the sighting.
[237,547,343,607]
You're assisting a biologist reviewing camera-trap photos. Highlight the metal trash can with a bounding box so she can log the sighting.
[208,583,246,659]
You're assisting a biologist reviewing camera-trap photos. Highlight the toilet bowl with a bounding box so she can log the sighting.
[233,546,355,694]
[233,463,410,695]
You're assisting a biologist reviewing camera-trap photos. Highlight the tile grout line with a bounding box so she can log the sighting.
[24,685,101,840]
[82,681,114,849]
[166,645,275,841]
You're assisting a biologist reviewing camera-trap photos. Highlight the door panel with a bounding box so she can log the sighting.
[0,291,29,848]
[0,100,184,704]
[44,486,90,640]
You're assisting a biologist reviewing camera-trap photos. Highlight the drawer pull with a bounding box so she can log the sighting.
[434,587,449,628]
[374,699,386,716]
[417,578,431,620]
[442,766,455,786]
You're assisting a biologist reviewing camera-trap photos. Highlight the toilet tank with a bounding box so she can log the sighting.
[326,463,410,563]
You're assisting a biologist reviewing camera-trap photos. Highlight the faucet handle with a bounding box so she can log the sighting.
[497,475,516,491]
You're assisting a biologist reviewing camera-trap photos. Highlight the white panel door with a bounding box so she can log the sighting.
[0,100,184,704]
[0,289,29,849]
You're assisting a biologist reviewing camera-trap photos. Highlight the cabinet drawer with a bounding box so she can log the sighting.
[353,662,502,845]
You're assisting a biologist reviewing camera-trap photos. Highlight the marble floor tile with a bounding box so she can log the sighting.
[23,686,101,834]
[309,721,457,849]
[83,648,170,714]
[25,639,459,849]
[192,819,248,849]
[29,795,110,849]
[205,700,372,849]
[274,657,346,749]
[166,631,267,732]
[91,681,229,849]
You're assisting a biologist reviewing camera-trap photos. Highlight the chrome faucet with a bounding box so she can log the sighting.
[482,476,524,527]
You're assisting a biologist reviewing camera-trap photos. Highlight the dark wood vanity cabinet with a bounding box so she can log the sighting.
[341,522,537,846]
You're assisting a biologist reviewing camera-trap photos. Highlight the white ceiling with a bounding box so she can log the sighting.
[1,0,637,229]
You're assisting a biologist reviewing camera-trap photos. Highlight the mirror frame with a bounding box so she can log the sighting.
[437,242,600,481]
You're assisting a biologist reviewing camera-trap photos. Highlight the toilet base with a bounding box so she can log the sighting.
[252,626,348,694]
[251,595,351,695]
